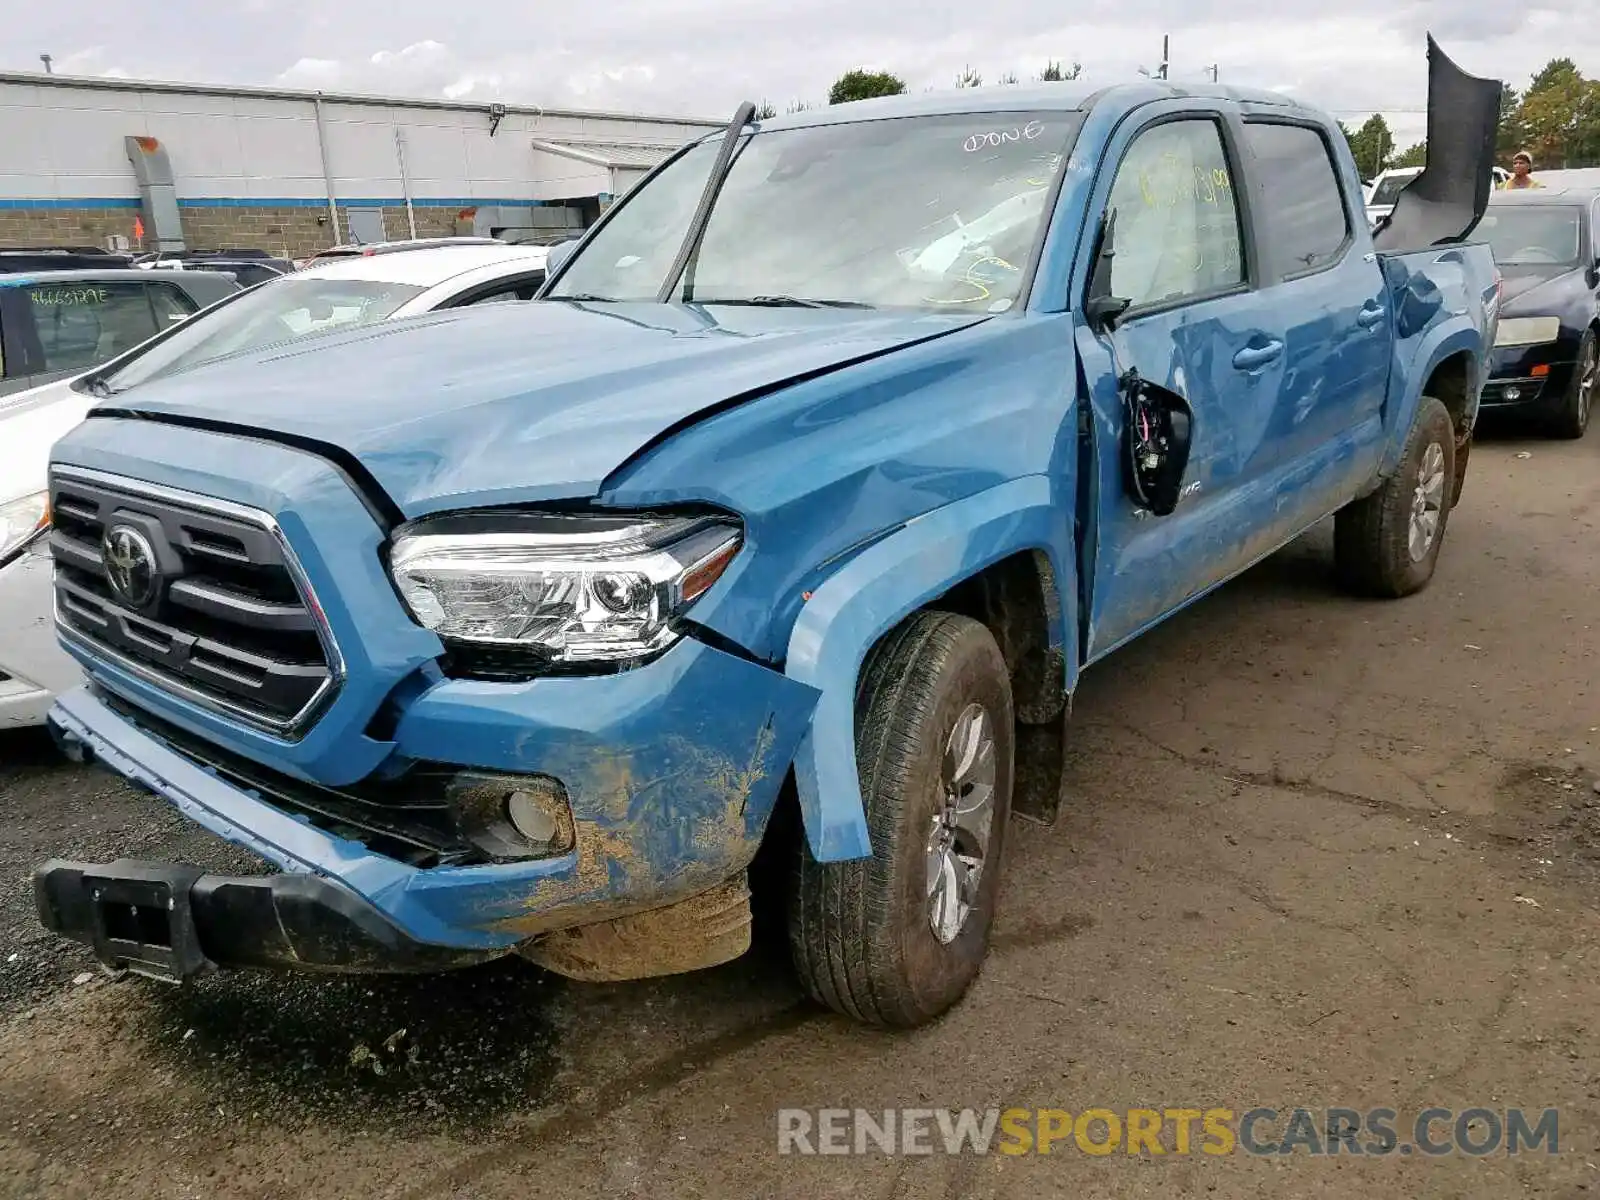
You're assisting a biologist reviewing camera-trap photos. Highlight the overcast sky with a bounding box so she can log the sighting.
[7,1,1598,150]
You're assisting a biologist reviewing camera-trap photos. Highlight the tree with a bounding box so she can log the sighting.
[1039,60,1083,82]
[997,70,1020,86]
[1343,114,1395,178]
[1516,58,1599,168]
[827,70,907,105]
[753,101,776,121]
[1496,83,1527,162]
[955,65,982,89]
[786,99,814,114]
[1394,141,1427,169]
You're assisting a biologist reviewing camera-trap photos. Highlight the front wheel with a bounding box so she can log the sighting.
[788,610,1014,1027]
[1548,327,1597,440]
[1335,396,1456,598]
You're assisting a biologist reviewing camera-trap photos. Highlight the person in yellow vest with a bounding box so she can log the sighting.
[1499,151,1543,189]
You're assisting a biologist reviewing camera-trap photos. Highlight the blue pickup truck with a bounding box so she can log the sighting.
[35,42,1502,1027]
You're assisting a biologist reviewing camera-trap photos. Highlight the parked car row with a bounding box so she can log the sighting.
[0,237,549,729]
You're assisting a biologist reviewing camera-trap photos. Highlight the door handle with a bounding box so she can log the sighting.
[1357,302,1387,329]
[1232,340,1284,371]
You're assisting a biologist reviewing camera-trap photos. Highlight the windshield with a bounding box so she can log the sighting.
[100,276,426,393]
[1369,171,1421,207]
[1478,207,1583,267]
[549,111,1085,311]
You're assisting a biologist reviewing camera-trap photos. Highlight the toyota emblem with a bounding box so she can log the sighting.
[101,525,161,609]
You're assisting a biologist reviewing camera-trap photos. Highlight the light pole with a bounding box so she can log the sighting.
[39,54,53,75]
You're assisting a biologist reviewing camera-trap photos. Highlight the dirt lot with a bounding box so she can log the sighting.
[1,427,1598,1199]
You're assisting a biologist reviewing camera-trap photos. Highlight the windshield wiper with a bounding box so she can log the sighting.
[550,293,618,303]
[700,295,877,310]
[81,375,113,399]
[658,101,757,304]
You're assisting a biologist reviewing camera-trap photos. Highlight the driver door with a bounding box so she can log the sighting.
[1074,105,1292,662]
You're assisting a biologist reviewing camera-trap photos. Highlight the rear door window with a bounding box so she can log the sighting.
[1243,122,1351,279]
[26,281,163,373]
[147,281,200,326]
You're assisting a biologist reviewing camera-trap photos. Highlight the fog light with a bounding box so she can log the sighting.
[447,772,575,860]
[1503,386,1522,402]
[507,789,560,844]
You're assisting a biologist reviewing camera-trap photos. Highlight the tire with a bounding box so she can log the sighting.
[1547,327,1597,440]
[1335,396,1456,598]
[788,610,1014,1028]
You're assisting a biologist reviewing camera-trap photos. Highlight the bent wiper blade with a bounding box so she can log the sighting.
[702,295,877,309]
[658,101,757,304]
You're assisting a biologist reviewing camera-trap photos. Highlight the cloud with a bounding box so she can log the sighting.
[11,0,1600,143]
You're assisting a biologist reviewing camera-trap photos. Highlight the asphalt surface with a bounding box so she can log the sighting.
[1,424,1598,1198]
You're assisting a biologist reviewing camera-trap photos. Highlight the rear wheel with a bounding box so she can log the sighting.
[1335,396,1456,598]
[788,610,1014,1027]
[1548,327,1597,440]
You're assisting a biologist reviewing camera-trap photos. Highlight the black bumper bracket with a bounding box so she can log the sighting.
[35,858,502,980]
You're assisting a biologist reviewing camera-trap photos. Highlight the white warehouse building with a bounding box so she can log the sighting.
[0,70,721,258]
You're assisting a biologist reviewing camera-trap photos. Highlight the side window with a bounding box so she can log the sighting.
[1241,122,1350,278]
[147,282,199,326]
[26,281,162,373]
[1102,119,1244,310]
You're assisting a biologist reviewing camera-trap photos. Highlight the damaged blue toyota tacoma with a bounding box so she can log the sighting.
[35,40,1503,1027]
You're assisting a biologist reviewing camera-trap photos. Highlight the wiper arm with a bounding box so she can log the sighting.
[700,295,877,309]
[81,375,113,399]
[657,100,757,304]
[550,293,618,303]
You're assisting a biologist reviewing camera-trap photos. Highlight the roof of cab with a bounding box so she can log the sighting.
[749,80,1306,132]
[296,243,550,287]
[0,267,239,292]
[1488,186,1600,209]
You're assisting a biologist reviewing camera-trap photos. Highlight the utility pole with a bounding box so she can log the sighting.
[1158,34,1170,80]
[1205,64,1219,83]
[39,54,53,75]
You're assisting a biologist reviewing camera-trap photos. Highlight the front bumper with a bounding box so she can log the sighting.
[0,537,82,729]
[1482,344,1577,411]
[46,632,819,959]
[34,858,497,980]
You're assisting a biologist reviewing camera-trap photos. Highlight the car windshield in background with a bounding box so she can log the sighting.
[549,111,1085,311]
[1370,171,1420,206]
[1478,207,1583,267]
[99,277,425,393]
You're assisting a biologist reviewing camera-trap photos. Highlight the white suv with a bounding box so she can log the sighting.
[0,241,551,729]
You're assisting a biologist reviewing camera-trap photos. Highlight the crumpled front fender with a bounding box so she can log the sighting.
[784,474,1071,862]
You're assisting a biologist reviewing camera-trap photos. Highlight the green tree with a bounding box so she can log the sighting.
[1343,114,1395,178]
[955,65,983,89]
[1496,83,1527,162]
[1513,59,1600,168]
[997,70,1020,86]
[1394,141,1427,169]
[1039,60,1083,82]
[827,70,907,105]
[753,101,777,121]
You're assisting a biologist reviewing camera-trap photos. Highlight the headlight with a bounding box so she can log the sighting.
[0,491,49,564]
[1494,316,1562,347]
[390,513,742,666]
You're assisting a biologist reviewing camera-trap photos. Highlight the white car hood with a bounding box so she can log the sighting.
[0,378,94,503]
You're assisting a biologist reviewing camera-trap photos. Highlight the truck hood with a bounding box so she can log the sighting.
[95,301,986,517]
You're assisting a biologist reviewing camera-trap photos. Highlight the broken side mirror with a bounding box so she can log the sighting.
[1121,368,1193,516]
[1084,208,1132,332]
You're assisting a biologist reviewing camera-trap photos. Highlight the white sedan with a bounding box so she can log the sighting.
[0,241,550,729]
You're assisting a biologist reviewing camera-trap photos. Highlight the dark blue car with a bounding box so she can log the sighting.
[1477,187,1600,437]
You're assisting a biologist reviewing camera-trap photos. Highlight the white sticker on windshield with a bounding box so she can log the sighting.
[988,299,1014,312]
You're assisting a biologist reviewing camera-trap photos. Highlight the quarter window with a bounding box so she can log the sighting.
[26,281,163,373]
[1102,119,1245,310]
[1243,122,1350,277]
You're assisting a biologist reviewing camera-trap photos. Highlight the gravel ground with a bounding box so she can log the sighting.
[1,426,1598,1198]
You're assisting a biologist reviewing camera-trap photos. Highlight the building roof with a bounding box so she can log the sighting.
[0,69,723,130]
[529,139,681,170]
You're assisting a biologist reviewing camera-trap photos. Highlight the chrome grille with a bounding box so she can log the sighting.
[48,467,341,738]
